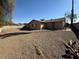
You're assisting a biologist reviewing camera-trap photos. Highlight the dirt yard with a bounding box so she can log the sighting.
[0,26,79,59]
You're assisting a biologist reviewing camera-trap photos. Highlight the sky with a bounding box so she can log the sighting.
[12,0,79,23]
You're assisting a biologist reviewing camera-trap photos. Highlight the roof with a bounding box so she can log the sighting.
[44,17,65,22]
[31,17,65,23]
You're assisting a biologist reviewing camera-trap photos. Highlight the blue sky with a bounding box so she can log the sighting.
[12,0,79,23]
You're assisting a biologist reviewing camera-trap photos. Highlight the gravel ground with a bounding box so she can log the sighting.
[0,27,79,59]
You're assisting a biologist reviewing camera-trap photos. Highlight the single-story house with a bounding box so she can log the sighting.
[25,17,65,30]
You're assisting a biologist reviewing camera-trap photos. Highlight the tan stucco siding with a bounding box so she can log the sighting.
[54,21,64,29]
[29,21,41,30]
[45,21,65,30]
[28,20,65,30]
[46,22,54,29]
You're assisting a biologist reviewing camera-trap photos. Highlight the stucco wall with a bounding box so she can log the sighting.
[54,21,65,29]
[45,21,65,30]
[29,20,65,30]
[29,20,41,30]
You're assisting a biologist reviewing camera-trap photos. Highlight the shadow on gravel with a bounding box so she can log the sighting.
[0,32,31,39]
[20,26,33,31]
[70,25,79,39]
[62,40,79,59]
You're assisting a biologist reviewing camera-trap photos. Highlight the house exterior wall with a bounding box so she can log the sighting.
[45,20,65,30]
[44,22,54,30]
[54,21,65,30]
[29,20,41,30]
[28,19,65,30]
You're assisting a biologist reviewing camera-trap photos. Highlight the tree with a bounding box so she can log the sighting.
[65,11,77,24]
[7,0,14,25]
[0,6,4,27]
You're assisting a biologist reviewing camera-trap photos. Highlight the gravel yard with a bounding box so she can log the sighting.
[0,26,79,59]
